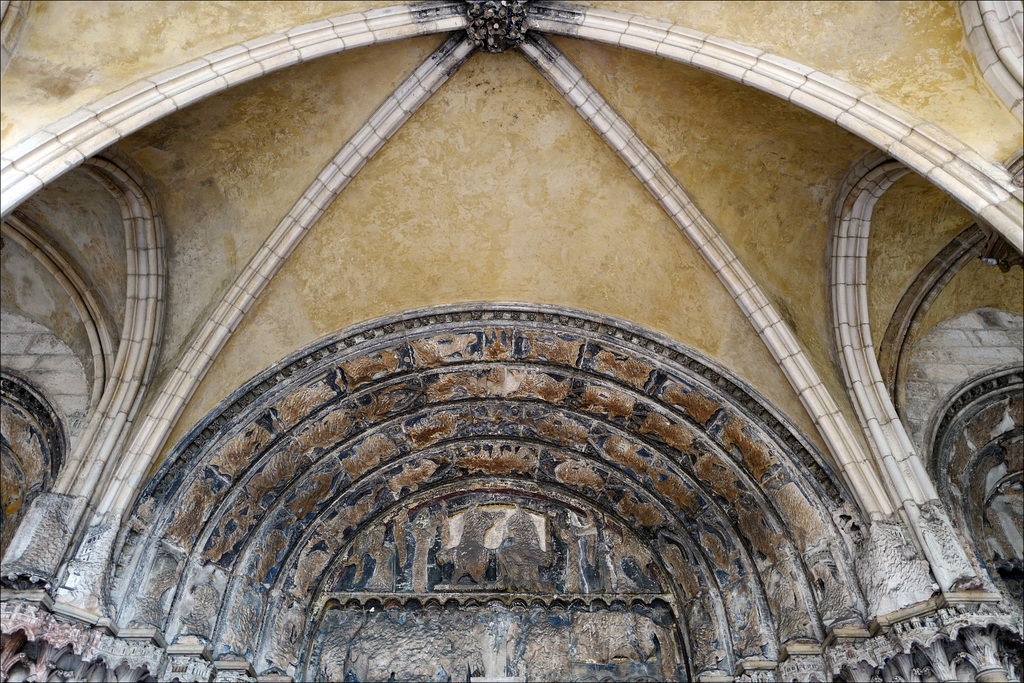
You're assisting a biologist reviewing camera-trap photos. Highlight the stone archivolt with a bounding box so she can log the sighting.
[1,307,1021,680]
[115,309,857,676]
[931,368,1024,610]
[0,373,64,565]
[24,305,980,682]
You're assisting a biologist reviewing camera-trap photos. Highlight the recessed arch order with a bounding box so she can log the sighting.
[114,305,868,680]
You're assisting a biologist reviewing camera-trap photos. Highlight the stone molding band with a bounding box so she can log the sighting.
[101,33,477,521]
[960,0,1024,122]
[830,151,978,593]
[59,156,166,505]
[151,303,840,513]
[0,0,29,78]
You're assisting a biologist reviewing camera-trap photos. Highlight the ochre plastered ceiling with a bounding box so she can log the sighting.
[118,35,446,391]
[2,3,1024,681]
[868,172,1024,348]
[1,1,1020,475]
[3,2,1018,160]
[165,41,834,458]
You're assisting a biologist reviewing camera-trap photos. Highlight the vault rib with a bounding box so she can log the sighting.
[829,152,979,593]
[1,213,116,415]
[0,2,470,219]
[526,1,1022,252]
[99,35,478,521]
[518,33,893,520]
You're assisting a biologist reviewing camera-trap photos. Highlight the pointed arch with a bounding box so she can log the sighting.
[115,305,866,679]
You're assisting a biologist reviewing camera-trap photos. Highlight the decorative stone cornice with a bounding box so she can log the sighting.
[319,590,673,612]
[824,597,1022,679]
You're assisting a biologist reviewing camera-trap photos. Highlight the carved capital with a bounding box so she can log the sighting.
[1,600,165,682]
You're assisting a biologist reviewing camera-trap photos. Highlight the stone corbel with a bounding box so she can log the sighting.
[163,642,214,683]
[1,492,86,592]
[856,520,937,618]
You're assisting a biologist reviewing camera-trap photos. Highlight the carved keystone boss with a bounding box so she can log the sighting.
[466,0,528,53]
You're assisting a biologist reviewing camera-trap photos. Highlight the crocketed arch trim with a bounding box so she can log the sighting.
[116,305,867,678]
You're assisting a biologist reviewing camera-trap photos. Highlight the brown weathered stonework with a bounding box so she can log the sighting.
[109,306,872,680]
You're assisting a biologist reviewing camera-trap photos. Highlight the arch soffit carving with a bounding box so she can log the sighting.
[1,370,66,484]
[0,1,1020,249]
[927,365,1023,599]
[927,366,1023,478]
[117,307,867,672]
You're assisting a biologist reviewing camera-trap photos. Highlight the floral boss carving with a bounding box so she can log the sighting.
[466,0,528,53]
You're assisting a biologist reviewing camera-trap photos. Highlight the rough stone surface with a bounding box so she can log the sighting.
[1,492,84,590]
[905,308,1024,453]
[1,301,90,447]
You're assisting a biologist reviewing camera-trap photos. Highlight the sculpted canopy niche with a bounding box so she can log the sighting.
[111,305,867,681]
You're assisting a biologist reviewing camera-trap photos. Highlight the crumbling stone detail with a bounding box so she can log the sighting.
[309,601,678,682]
[6,307,1017,681]
[827,604,1022,682]
[1,371,66,559]
[2,492,85,591]
[109,308,870,680]
[855,519,937,619]
[931,368,1024,611]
